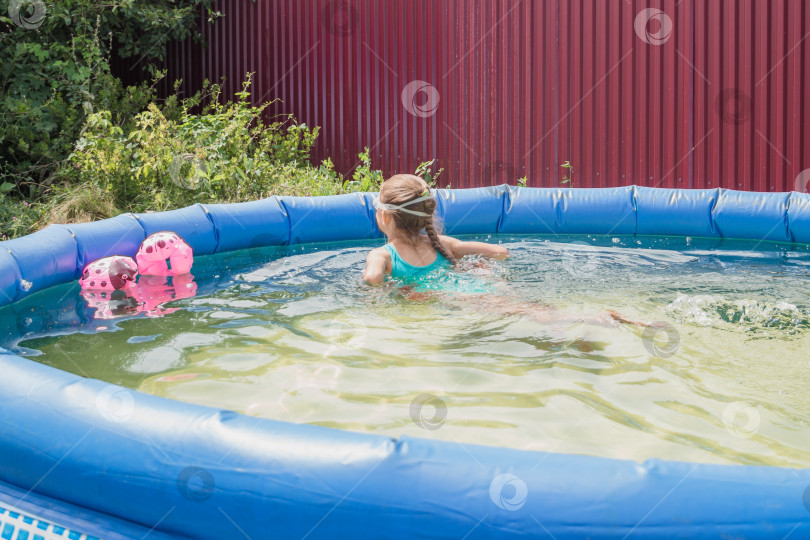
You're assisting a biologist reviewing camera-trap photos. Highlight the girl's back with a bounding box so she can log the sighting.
[379,235,497,295]
[384,235,451,279]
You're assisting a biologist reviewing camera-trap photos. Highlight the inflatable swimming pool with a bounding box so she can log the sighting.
[1,185,809,539]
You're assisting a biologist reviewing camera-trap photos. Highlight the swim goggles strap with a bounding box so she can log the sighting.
[373,190,433,217]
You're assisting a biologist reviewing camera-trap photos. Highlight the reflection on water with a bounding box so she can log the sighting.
[2,235,810,468]
[80,274,198,319]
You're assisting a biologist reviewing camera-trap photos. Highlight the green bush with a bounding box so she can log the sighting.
[0,1,443,239]
[62,76,342,213]
[57,75,441,220]
[0,184,45,240]
[0,0,216,193]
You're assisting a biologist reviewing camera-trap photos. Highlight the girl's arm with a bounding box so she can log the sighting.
[363,247,390,285]
[440,235,509,260]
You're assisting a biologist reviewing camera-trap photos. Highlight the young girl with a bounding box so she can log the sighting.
[363,174,645,327]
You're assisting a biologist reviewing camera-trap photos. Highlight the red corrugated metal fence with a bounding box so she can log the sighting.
[132,0,810,191]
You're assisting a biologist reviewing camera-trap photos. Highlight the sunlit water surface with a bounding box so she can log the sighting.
[3,235,810,467]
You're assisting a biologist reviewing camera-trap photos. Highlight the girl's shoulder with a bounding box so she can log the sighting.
[366,245,393,276]
[438,234,461,252]
[371,245,393,259]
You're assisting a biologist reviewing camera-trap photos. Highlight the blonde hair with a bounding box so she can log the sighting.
[379,174,457,266]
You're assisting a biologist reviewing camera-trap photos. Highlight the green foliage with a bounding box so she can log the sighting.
[414,159,443,187]
[63,76,346,213]
[342,148,385,192]
[0,1,443,239]
[0,190,45,240]
[39,72,445,235]
[342,149,443,193]
[0,0,216,192]
[517,176,528,188]
[560,160,575,187]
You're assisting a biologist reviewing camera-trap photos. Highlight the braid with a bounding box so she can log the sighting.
[424,219,457,267]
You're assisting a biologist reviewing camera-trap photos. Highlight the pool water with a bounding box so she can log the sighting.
[4,235,810,468]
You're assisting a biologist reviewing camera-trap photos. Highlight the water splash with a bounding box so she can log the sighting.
[665,294,809,335]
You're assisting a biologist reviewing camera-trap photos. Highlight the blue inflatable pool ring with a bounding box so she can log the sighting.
[1,185,809,539]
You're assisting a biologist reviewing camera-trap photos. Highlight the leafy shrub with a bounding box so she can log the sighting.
[58,75,443,219]
[63,76,343,213]
[0,0,215,192]
[0,183,45,240]
[343,148,385,192]
[0,2,444,239]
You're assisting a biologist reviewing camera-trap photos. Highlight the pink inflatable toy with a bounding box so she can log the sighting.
[79,255,138,290]
[136,231,193,276]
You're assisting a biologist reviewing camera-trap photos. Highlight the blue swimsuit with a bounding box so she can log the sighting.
[383,243,495,294]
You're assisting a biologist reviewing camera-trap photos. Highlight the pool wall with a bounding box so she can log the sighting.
[1,184,809,539]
